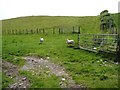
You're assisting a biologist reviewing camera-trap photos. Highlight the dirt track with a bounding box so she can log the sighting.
[3,56,85,88]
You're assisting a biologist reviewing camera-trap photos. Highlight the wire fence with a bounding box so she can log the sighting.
[2,26,80,35]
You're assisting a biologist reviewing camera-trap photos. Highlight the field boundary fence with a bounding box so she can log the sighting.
[2,25,119,56]
[2,26,80,35]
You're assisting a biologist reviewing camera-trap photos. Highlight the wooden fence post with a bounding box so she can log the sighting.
[59,28,61,34]
[23,30,24,34]
[7,30,9,34]
[25,29,28,34]
[116,34,120,62]
[19,30,21,34]
[39,29,41,34]
[78,26,80,48]
[62,29,64,34]
[53,27,55,34]
[12,30,14,34]
[116,12,120,62]
[31,29,33,34]
[15,30,17,34]
[36,28,38,34]
[73,26,75,33]
[43,28,45,34]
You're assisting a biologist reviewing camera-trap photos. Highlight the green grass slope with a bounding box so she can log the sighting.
[2,16,101,34]
[2,13,118,34]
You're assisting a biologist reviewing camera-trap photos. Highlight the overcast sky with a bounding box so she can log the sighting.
[0,0,120,20]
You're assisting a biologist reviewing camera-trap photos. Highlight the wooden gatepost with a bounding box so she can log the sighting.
[116,10,120,63]
[78,26,80,48]
[117,34,120,62]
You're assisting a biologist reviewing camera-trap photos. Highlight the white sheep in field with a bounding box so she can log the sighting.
[40,37,44,43]
[66,39,74,45]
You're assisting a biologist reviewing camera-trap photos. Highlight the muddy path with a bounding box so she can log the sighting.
[3,56,85,88]
[2,61,30,88]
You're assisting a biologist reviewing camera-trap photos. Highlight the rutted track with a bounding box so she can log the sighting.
[3,56,85,88]
[22,56,84,88]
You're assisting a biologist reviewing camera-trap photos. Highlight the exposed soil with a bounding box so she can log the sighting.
[2,61,30,89]
[3,56,85,88]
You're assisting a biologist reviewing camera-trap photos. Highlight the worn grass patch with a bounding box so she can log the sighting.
[19,70,60,88]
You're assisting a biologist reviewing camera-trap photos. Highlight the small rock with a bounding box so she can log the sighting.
[23,86,26,88]
[46,71,50,74]
[19,83,23,86]
[115,62,118,64]
[97,61,99,62]
[104,64,107,66]
[34,60,37,62]
[62,78,65,81]
[47,57,50,60]
[22,77,27,81]
[32,73,34,76]
[100,59,103,62]
[93,47,97,50]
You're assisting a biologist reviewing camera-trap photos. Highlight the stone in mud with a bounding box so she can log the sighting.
[22,77,27,81]
[19,83,23,86]
[62,78,66,81]
[23,86,26,88]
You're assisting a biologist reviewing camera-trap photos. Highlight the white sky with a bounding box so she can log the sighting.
[0,0,120,20]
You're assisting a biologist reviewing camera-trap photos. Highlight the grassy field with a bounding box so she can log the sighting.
[2,13,119,88]
[2,34,119,88]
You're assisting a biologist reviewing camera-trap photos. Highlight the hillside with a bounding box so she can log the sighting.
[2,16,100,34]
[2,13,119,34]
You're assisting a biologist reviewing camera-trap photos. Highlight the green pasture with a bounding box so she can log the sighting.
[2,34,119,88]
[2,16,101,34]
[2,13,119,34]
[2,13,119,88]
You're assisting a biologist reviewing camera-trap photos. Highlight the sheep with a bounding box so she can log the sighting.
[66,39,74,44]
[66,39,74,47]
[39,37,44,44]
